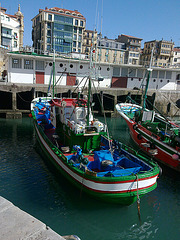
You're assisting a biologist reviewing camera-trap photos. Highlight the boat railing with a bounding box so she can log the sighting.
[37,123,67,162]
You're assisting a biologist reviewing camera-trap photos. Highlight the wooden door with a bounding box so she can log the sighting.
[36,71,44,84]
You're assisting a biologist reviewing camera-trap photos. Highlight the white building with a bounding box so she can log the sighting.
[0,5,24,51]
[172,48,180,68]
[6,52,180,91]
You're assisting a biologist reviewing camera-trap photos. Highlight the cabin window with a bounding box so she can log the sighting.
[80,65,83,69]
[77,109,85,120]
[60,63,63,67]
[24,59,33,69]
[12,58,22,69]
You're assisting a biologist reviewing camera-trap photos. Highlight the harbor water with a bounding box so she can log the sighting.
[0,116,180,240]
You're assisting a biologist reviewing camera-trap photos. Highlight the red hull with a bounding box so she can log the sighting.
[124,119,180,172]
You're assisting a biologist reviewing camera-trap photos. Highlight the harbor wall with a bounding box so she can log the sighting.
[0,196,77,240]
[0,83,180,118]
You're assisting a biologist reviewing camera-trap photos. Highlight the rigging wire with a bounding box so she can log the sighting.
[91,77,113,153]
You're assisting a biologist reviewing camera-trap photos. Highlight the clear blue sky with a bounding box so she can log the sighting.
[1,0,180,47]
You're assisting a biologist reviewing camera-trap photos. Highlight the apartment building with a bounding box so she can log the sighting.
[82,29,97,57]
[142,39,174,67]
[117,34,142,65]
[96,35,126,64]
[172,47,180,68]
[31,7,86,54]
[0,5,24,51]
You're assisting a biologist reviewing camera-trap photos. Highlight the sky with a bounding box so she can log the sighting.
[1,0,180,47]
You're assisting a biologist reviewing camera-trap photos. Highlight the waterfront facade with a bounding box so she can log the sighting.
[116,34,142,65]
[142,40,174,68]
[7,52,180,91]
[0,5,24,51]
[31,7,86,54]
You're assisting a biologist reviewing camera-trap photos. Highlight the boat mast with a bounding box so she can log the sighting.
[87,45,93,126]
[52,37,56,98]
[142,48,154,110]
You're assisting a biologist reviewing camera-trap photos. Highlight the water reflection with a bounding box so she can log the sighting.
[0,117,180,240]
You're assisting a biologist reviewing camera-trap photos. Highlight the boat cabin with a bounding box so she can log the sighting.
[52,98,105,134]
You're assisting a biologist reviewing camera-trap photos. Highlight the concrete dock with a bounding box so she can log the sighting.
[0,196,80,240]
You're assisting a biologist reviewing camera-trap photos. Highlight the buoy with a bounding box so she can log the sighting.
[172,154,179,161]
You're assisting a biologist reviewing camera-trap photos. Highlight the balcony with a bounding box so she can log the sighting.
[1,33,13,39]
[129,42,141,47]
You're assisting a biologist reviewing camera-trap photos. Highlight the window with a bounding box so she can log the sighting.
[74,27,77,33]
[80,21,83,27]
[73,34,77,40]
[14,41,17,48]
[12,58,22,69]
[78,42,81,48]
[113,67,120,76]
[54,15,64,22]
[48,14,52,21]
[14,32,18,39]
[24,59,33,69]
[78,35,82,41]
[36,60,44,70]
[47,22,51,29]
[47,30,51,36]
[47,37,51,43]
[73,41,76,47]
[75,19,78,25]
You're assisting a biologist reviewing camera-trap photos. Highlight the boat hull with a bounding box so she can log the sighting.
[116,103,180,172]
[33,120,159,205]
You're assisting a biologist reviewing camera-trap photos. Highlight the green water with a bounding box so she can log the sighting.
[0,116,180,240]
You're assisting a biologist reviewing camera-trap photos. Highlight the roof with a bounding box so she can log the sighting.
[39,7,85,20]
[174,48,180,52]
[6,14,18,19]
[0,7,7,13]
[119,34,143,40]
